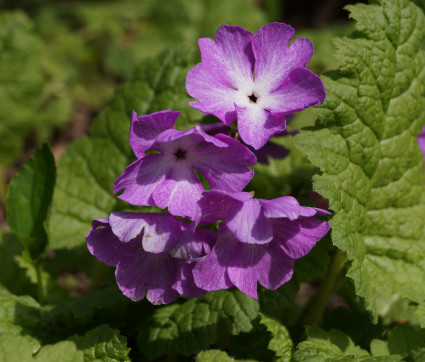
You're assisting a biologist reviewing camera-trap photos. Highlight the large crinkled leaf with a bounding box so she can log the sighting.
[48,46,199,249]
[293,327,401,362]
[294,0,425,320]
[0,285,41,353]
[7,144,56,260]
[259,313,292,362]
[137,289,259,359]
[70,324,130,362]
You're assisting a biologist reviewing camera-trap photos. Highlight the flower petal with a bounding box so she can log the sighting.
[260,196,316,220]
[153,161,204,219]
[197,189,250,225]
[172,259,206,298]
[186,25,255,125]
[227,242,267,300]
[109,212,182,253]
[227,198,273,244]
[272,217,329,259]
[169,227,217,259]
[86,219,140,267]
[262,68,326,114]
[186,63,237,125]
[418,125,425,159]
[236,105,286,150]
[252,23,314,93]
[156,125,228,148]
[193,133,256,192]
[192,225,237,291]
[116,251,179,304]
[256,242,294,291]
[130,110,179,157]
[113,154,173,206]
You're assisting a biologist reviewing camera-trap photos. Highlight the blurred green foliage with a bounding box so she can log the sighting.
[0,12,72,166]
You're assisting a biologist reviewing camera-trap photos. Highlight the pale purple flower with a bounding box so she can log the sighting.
[113,110,256,220]
[186,23,326,150]
[192,190,329,299]
[86,212,216,304]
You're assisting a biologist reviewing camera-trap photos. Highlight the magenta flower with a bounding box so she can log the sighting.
[86,212,216,304]
[192,190,329,299]
[186,23,326,150]
[113,110,256,220]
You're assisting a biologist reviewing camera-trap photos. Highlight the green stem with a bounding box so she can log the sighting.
[35,262,46,305]
[91,260,106,292]
[306,249,346,326]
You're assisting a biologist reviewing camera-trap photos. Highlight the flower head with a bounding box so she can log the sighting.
[186,23,326,150]
[192,190,329,299]
[86,212,216,304]
[113,110,256,219]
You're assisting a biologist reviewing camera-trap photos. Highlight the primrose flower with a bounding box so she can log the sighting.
[186,23,326,150]
[113,110,256,220]
[192,190,329,299]
[86,212,216,304]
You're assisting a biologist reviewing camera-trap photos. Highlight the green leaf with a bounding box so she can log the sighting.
[196,349,257,362]
[0,285,41,353]
[259,313,292,362]
[294,0,425,320]
[370,325,425,359]
[412,346,425,362]
[0,232,36,297]
[34,342,84,362]
[0,334,84,362]
[70,324,130,362]
[196,350,236,362]
[138,289,259,359]
[48,46,199,249]
[0,334,34,362]
[42,287,129,326]
[7,144,56,260]
[293,327,397,362]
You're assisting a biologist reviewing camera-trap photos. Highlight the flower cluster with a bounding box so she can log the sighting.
[87,22,329,304]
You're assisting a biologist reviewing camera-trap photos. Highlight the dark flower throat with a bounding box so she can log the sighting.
[175,149,186,159]
[248,93,258,103]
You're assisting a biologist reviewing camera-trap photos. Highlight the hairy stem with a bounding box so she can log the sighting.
[306,249,346,326]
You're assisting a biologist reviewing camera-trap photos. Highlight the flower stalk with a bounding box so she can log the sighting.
[35,261,46,305]
[306,248,346,326]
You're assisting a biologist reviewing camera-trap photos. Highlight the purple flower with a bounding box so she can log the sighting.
[113,110,256,220]
[192,190,329,299]
[86,212,217,304]
[186,23,326,150]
